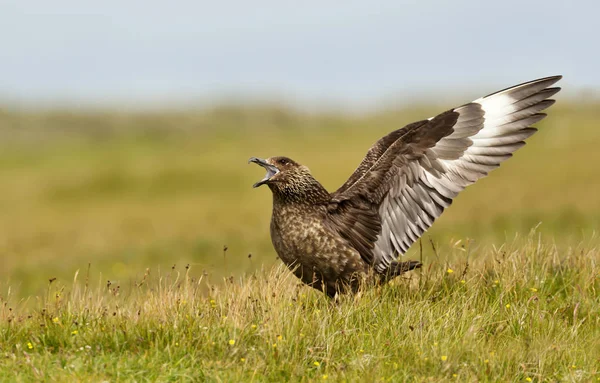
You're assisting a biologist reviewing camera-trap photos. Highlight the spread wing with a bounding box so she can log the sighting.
[327,75,562,273]
[325,112,459,265]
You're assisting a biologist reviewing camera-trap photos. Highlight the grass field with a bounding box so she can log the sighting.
[1,102,599,381]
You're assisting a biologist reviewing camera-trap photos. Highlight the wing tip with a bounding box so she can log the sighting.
[482,75,563,99]
[540,74,563,82]
[531,75,563,86]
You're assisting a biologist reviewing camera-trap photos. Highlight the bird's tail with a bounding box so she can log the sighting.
[383,260,422,280]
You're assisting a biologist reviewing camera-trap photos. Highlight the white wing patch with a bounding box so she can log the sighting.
[373,76,561,273]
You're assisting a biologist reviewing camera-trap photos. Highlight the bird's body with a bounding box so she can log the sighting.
[269,183,371,296]
[250,76,562,297]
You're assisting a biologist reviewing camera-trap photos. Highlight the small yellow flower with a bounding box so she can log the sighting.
[359,349,364,353]
[530,287,538,292]
[228,339,235,346]
[71,330,78,335]
[251,324,257,329]
[314,361,321,367]
[299,333,305,337]
[27,342,33,350]
[277,335,283,341]
[494,280,499,284]
[453,374,457,378]
[484,359,489,364]
[489,351,495,357]
[52,317,59,324]
[525,378,532,382]
[272,343,277,348]
[460,280,466,284]
[447,268,454,274]
[441,355,448,361]
[175,342,179,346]
[505,304,511,309]
[322,375,328,380]
[240,358,246,362]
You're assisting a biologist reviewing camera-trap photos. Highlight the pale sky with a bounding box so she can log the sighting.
[0,0,597,109]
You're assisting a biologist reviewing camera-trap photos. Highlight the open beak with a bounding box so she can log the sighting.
[248,157,280,188]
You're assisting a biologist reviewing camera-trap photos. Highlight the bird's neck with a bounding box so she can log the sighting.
[270,178,330,206]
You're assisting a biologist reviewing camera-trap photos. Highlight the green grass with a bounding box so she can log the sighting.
[1,233,599,381]
[1,102,599,381]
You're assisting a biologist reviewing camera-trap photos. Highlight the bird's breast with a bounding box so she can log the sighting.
[270,209,325,263]
[269,204,365,277]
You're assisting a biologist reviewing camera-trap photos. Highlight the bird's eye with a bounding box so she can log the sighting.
[279,159,288,165]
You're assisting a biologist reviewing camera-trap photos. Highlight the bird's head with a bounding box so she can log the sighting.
[248,156,328,202]
[248,156,304,188]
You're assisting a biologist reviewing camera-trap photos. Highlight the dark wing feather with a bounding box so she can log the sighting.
[327,75,562,273]
[332,111,460,203]
[324,197,381,264]
[334,119,430,193]
[325,111,460,264]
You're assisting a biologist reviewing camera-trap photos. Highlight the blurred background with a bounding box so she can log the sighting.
[1,0,599,297]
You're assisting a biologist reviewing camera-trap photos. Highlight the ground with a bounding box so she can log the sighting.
[0,103,599,381]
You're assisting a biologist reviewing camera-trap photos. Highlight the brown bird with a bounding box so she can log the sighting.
[250,76,562,297]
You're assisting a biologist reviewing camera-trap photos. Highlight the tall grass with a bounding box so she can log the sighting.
[1,232,598,381]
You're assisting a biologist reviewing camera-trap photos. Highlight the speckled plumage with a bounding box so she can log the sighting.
[250,76,562,297]
[271,199,369,296]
